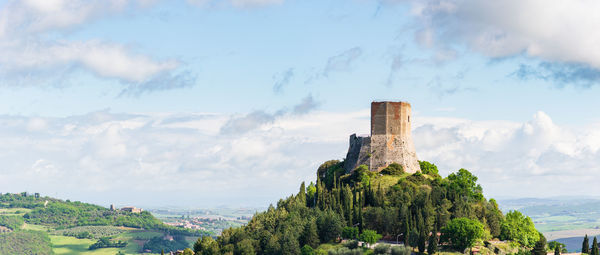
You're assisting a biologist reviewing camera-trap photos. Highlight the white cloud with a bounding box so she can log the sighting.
[404,0,600,69]
[230,0,283,8]
[186,0,284,8]
[413,111,600,198]
[0,0,191,93]
[2,107,600,207]
[0,0,130,36]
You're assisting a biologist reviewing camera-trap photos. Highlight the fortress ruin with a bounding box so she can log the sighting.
[344,101,420,173]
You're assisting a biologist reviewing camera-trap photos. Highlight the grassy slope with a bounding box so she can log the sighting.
[50,230,164,255]
[22,223,51,231]
[2,208,174,254]
[3,208,167,254]
[0,208,32,216]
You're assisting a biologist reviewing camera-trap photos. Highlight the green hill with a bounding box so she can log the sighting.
[0,192,205,236]
[195,160,542,255]
[0,193,210,254]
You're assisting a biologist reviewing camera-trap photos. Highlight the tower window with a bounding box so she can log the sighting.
[408,116,410,122]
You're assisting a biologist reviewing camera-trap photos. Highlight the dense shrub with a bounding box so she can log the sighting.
[0,215,24,230]
[342,227,359,240]
[143,235,190,253]
[419,161,440,177]
[328,247,363,255]
[88,237,127,250]
[391,246,411,255]
[53,226,127,239]
[344,240,359,249]
[374,244,391,254]
[380,163,404,175]
[0,230,53,255]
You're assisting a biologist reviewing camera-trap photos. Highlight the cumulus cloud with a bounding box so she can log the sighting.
[0,108,357,207]
[412,111,600,198]
[0,0,191,94]
[3,107,600,206]
[394,0,600,86]
[407,0,600,65]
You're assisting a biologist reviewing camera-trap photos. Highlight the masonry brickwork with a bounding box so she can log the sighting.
[343,101,420,173]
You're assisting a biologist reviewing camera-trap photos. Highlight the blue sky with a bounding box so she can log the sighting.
[1,0,600,207]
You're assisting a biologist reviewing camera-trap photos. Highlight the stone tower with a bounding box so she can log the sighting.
[344,101,420,173]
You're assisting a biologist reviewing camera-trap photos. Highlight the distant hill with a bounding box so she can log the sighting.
[0,192,208,236]
[498,197,600,233]
[0,192,211,254]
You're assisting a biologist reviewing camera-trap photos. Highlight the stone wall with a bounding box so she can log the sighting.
[344,101,420,173]
[369,101,419,173]
[343,134,371,172]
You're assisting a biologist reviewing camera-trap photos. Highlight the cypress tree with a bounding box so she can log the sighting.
[554,245,560,255]
[343,185,353,226]
[366,184,374,206]
[298,182,306,206]
[358,195,364,233]
[353,190,359,226]
[403,215,410,244]
[316,177,322,210]
[532,234,547,255]
[300,220,320,249]
[584,235,590,254]
[428,233,437,255]
[592,237,599,255]
[418,228,426,254]
[376,183,385,207]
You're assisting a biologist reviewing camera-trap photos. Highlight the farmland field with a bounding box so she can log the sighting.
[0,208,31,216]
[22,223,51,231]
[53,226,133,239]
[50,234,159,255]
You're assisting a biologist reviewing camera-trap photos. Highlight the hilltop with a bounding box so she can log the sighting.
[193,160,544,255]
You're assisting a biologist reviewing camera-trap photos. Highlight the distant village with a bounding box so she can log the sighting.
[162,215,251,234]
[110,204,143,213]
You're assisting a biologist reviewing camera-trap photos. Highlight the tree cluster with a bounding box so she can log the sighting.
[88,236,127,250]
[194,160,540,255]
[582,235,600,255]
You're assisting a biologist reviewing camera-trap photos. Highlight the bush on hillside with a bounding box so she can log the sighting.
[380,163,404,175]
[0,230,53,255]
[0,215,24,230]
